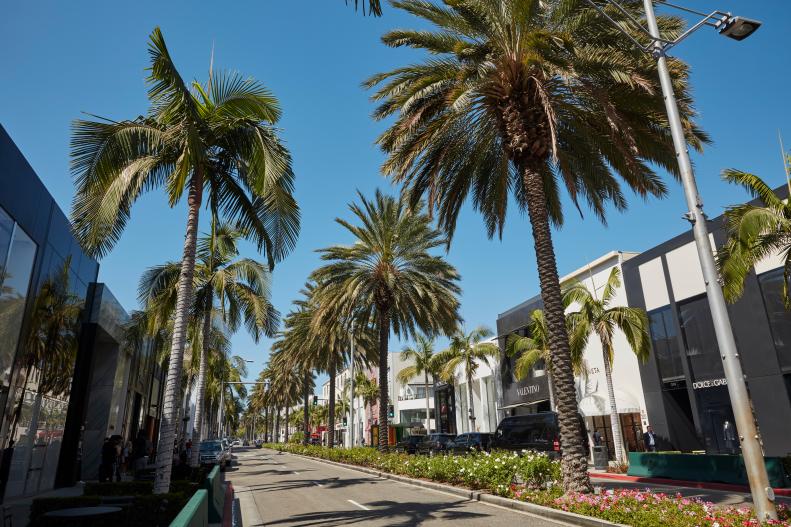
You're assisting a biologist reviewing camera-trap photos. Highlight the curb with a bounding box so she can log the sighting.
[271,450,623,527]
[590,472,791,497]
[222,482,234,527]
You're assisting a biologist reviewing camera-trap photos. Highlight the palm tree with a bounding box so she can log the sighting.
[718,169,791,305]
[71,28,299,492]
[435,326,499,432]
[505,307,587,408]
[365,0,707,492]
[139,221,278,465]
[564,267,650,463]
[345,0,382,16]
[396,335,439,432]
[312,191,461,451]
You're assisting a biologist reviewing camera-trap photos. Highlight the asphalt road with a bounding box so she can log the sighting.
[227,447,568,526]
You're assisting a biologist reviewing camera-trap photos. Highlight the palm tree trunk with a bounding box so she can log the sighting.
[328,362,336,448]
[547,371,557,411]
[521,165,592,493]
[466,367,475,432]
[275,408,281,444]
[602,343,626,463]
[264,406,269,443]
[377,310,390,452]
[303,372,310,446]
[190,306,211,467]
[154,168,203,495]
[285,405,290,443]
[424,371,431,433]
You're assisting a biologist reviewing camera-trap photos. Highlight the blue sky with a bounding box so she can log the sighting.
[2,1,790,392]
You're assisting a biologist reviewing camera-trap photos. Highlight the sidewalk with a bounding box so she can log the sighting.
[2,482,84,526]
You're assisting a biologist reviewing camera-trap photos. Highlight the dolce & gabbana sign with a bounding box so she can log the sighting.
[692,378,727,390]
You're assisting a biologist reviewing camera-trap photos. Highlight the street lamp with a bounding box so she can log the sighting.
[584,0,776,521]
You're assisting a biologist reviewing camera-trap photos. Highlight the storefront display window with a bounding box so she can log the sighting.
[649,306,685,382]
[758,269,791,371]
[677,296,724,382]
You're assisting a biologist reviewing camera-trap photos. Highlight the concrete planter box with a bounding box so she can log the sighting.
[627,452,789,488]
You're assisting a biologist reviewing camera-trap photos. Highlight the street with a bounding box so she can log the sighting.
[228,448,568,526]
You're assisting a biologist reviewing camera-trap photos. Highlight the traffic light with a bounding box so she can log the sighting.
[312,395,318,407]
[342,416,348,427]
[387,404,394,418]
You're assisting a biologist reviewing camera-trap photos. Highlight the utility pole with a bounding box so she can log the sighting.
[349,330,355,448]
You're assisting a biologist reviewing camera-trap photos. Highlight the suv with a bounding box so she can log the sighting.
[394,435,425,454]
[491,412,587,458]
[448,433,493,455]
[199,440,231,470]
[415,434,456,456]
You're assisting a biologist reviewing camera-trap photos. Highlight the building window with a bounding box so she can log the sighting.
[677,295,724,382]
[648,306,685,382]
[758,268,791,371]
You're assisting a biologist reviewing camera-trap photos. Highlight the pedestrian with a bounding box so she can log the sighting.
[592,430,602,447]
[643,425,657,452]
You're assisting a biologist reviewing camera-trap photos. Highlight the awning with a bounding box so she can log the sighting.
[498,399,549,411]
[578,389,640,417]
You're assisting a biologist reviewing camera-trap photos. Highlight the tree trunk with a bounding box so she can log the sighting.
[602,342,626,463]
[547,371,557,411]
[285,405,290,443]
[190,305,211,467]
[424,371,431,433]
[303,372,310,446]
[521,165,592,493]
[264,406,269,443]
[377,310,390,452]
[328,362,336,448]
[275,408,280,444]
[466,367,476,432]
[154,169,203,495]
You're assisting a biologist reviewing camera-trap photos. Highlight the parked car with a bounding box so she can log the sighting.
[394,434,426,454]
[448,433,493,455]
[491,412,587,458]
[199,440,231,470]
[415,433,456,456]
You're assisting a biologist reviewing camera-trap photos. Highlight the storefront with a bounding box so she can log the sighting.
[622,186,791,457]
[433,383,457,434]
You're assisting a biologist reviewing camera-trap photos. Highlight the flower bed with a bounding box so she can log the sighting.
[515,487,790,527]
[265,443,558,496]
[269,443,791,527]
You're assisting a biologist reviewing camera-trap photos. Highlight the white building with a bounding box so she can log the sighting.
[449,338,502,434]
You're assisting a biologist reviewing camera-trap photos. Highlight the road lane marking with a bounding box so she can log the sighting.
[293,471,300,475]
[347,500,370,511]
[313,482,323,487]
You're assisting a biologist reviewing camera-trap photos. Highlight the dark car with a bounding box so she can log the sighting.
[491,412,587,458]
[198,440,231,470]
[415,434,456,456]
[394,435,425,454]
[448,433,493,455]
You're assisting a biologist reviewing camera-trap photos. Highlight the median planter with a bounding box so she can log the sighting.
[627,452,789,488]
[202,466,225,523]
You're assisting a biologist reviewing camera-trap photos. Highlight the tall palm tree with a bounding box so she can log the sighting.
[71,28,299,492]
[345,0,382,16]
[435,326,499,432]
[365,0,707,492]
[139,221,278,465]
[717,169,791,305]
[396,335,439,432]
[564,267,650,463]
[505,307,587,407]
[312,191,461,451]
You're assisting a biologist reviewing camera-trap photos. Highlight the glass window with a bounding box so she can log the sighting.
[649,307,685,381]
[677,296,724,382]
[0,224,37,388]
[758,269,791,371]
[0,207,13,267]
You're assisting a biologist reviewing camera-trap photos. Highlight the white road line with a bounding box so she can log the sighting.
[293,471,300,475]
[347,499,370,511]
[313,481,323,487]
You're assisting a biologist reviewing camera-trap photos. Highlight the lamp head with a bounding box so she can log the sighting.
[719,16,761,41]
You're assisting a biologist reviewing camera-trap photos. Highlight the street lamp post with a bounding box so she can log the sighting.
[349,331,355,448]
[217,359,255,439]
[585,0,775,520]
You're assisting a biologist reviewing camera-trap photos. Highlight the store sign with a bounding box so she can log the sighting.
[505,375,549,405]
[692,378,727,390]
[517,384,541,396]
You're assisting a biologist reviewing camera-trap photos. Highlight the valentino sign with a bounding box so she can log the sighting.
[517,384,542,396]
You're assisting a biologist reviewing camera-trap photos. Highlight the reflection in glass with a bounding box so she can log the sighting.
[4,256,82,498]
[677,296,724,382]
[649,307,685,382]
[758,269,791,371]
